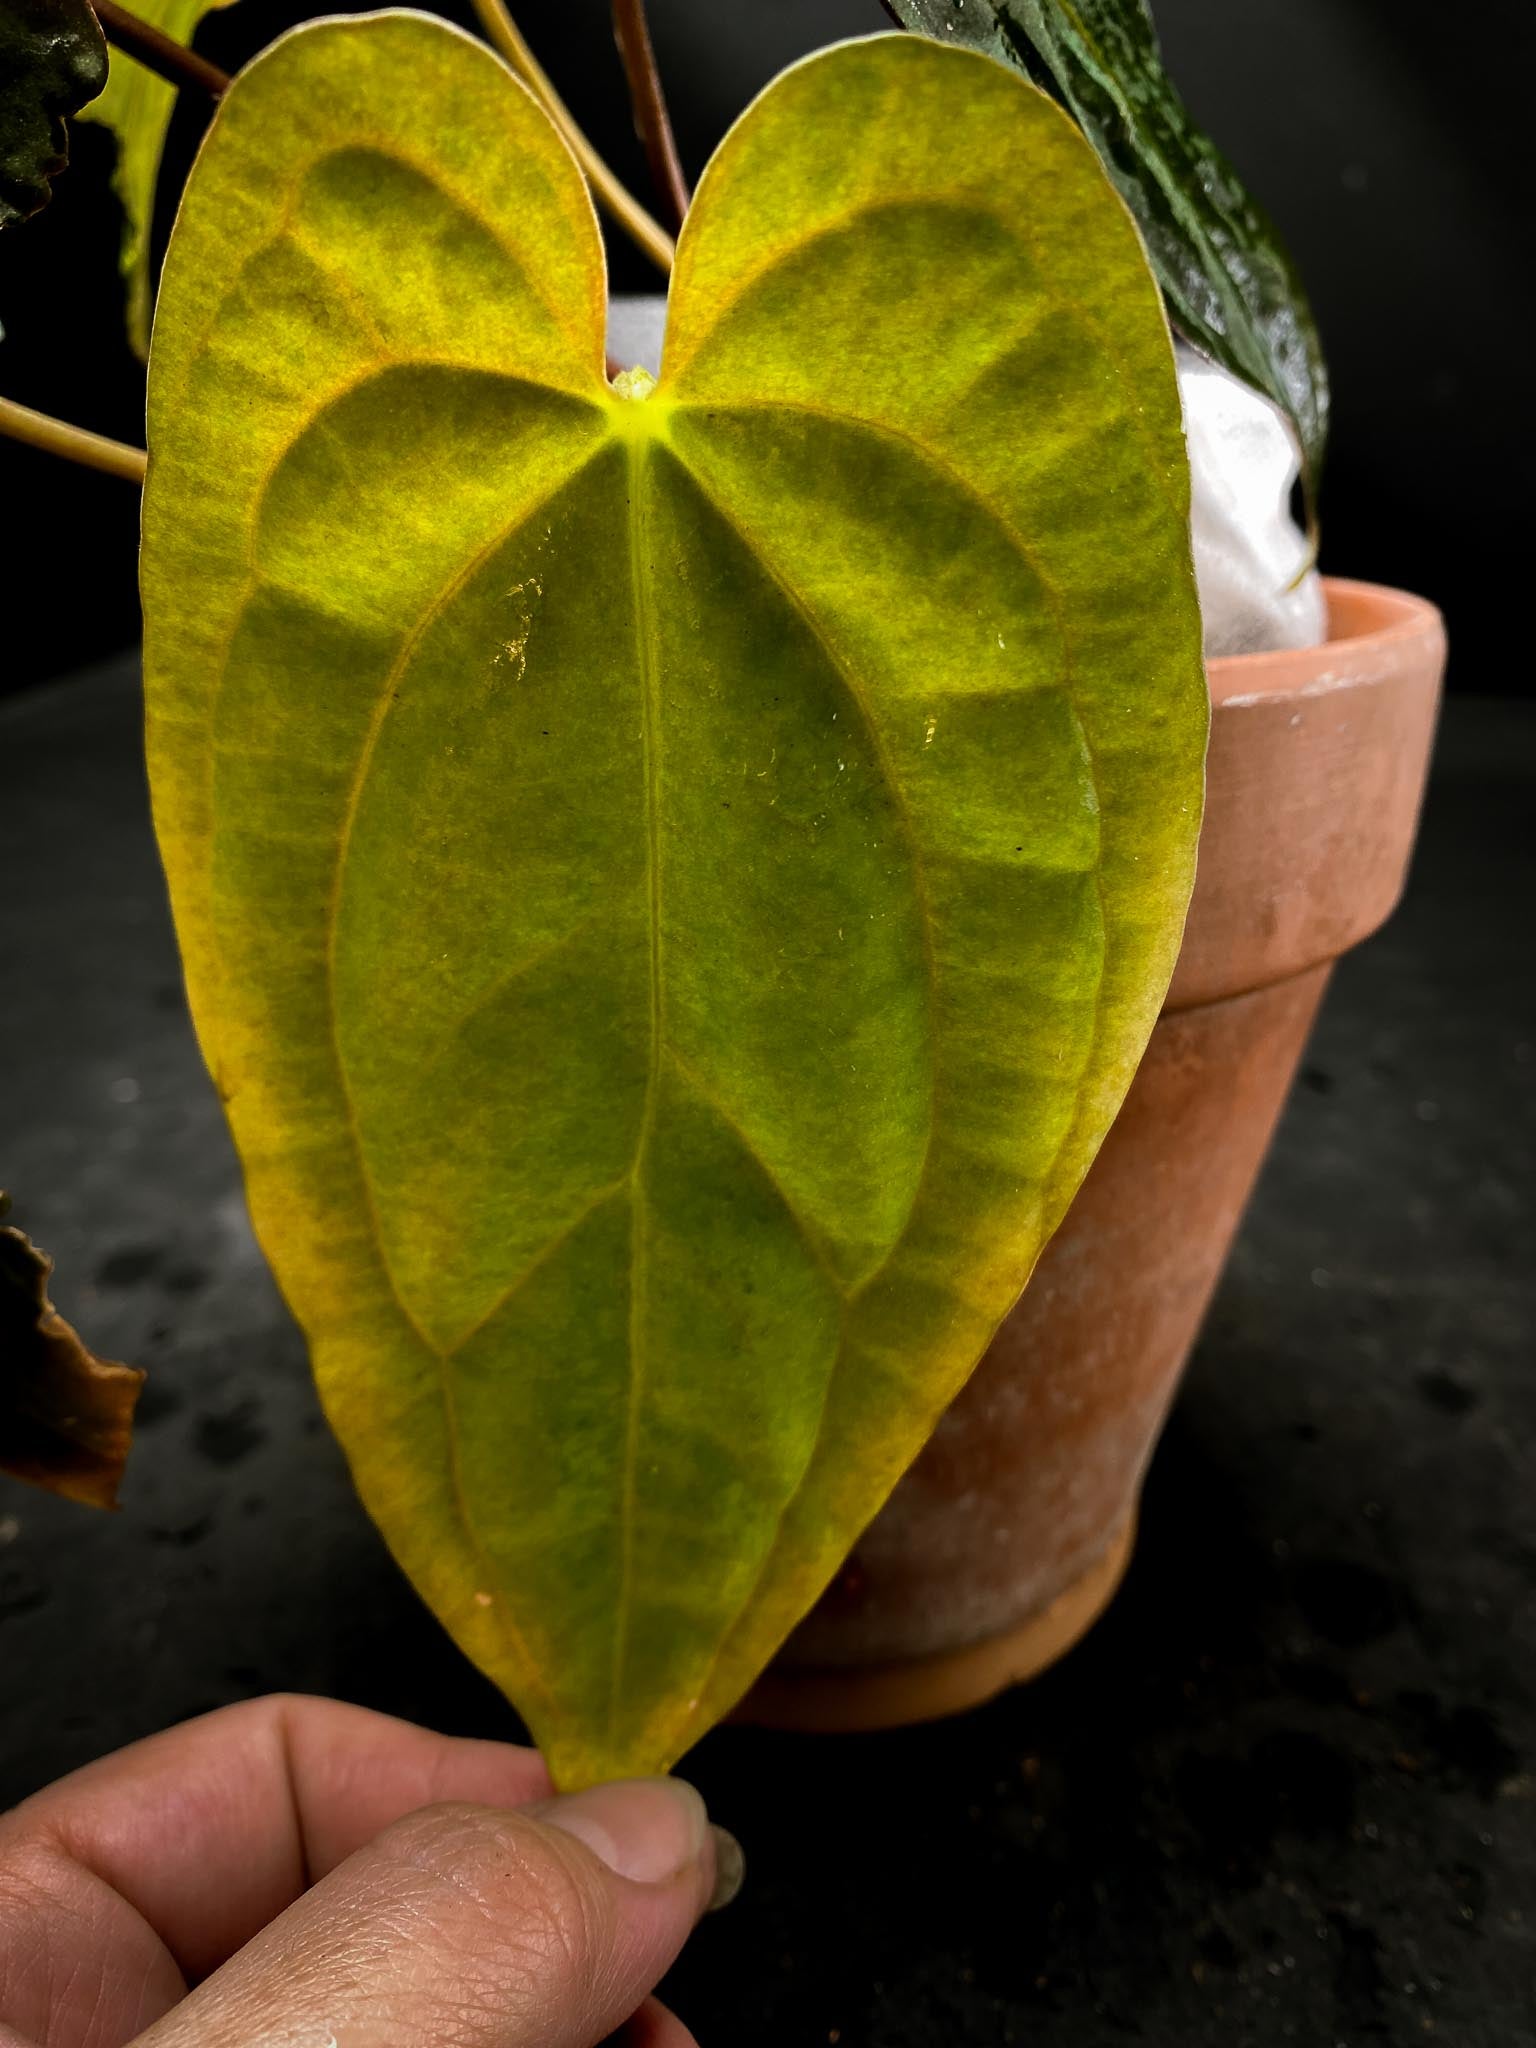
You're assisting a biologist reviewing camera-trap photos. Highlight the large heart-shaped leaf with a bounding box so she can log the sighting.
[143,13,1207,1784]
[886,0,1329,500]
[79,0,236,353]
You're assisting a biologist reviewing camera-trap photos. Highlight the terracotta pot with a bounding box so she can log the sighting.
[744,577,1446,1733]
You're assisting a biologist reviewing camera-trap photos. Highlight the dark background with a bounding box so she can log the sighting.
[0,0,1528,694]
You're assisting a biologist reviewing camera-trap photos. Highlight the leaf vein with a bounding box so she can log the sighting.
[666,1050,848,1297]
[609,432,667,1739]
[442,1177,630,1360]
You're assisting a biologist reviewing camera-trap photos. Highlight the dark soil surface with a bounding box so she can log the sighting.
[2,661,1531,2046]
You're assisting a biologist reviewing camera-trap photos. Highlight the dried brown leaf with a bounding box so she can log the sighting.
[0,1194,143,1508]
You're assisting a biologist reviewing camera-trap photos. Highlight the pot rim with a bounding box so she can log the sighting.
[1207,577,1446,710]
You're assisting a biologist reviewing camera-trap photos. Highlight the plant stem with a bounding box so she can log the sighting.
[0,397,147,484]
[468,0,675,275]
[93,0,229,97]
[610,0,689,235]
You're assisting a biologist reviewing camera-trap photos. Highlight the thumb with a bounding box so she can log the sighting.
[132,1779,736,2048]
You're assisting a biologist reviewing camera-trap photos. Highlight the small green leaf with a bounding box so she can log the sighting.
[886,0,1329,498]
[0,0,108,229]
[143,15,1206,1783]
[79,0,236,354]
[0,1194,144,1509]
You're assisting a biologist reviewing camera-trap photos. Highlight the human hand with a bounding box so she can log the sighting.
[0,1693,739,2047]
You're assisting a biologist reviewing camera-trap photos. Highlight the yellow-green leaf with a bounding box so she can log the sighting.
[142,14,1207,1785]
[80,0,235,354]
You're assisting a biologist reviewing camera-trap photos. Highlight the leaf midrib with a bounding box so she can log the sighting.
[609,429,666,1737]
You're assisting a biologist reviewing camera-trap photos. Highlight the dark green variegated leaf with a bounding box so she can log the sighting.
[887,0,1329,498]
[79,0,236,353]
[0,1194,144,1508]
[143,15,1207,1784]
[0,0,107,228]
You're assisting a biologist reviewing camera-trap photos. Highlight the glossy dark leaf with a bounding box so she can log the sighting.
[0,1194,144,1508]
[887,0,1329,497]
[0,0,107,229]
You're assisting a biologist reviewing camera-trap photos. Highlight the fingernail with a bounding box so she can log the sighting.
[707,1824,745,1911]
[539,1777,710,1884]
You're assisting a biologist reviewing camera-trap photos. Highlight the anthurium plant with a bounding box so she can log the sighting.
[0,0,1269,1785]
